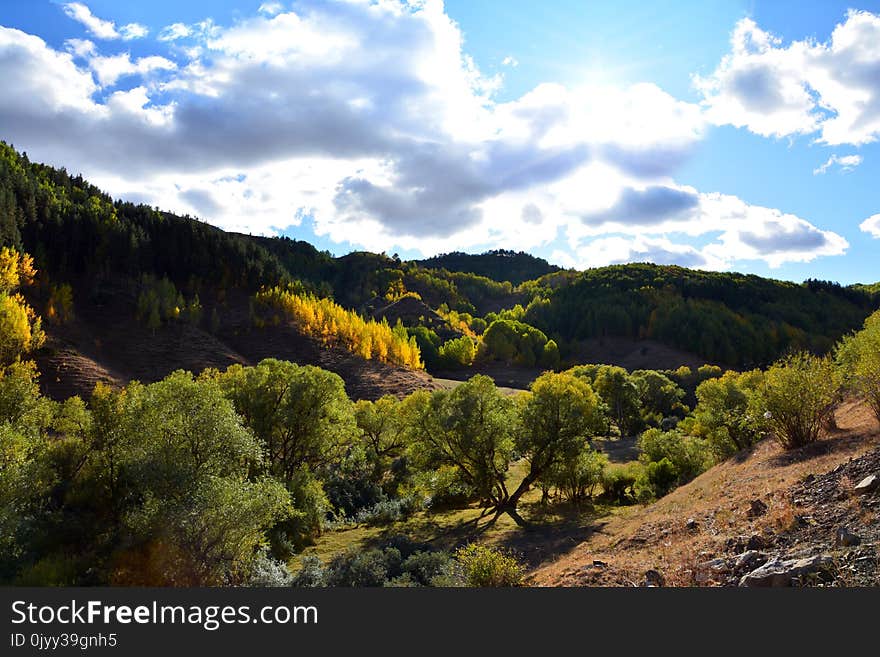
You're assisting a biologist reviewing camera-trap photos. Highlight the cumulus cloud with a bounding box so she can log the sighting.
[88,52,177,87]
[696,11,880,145]
[62,2,147,41]
[813,153,862,175]
[502,55,518,67]
[860,214,880,238]
[0,1,850,270]
[158,23,192,41]
[258,2,285,16]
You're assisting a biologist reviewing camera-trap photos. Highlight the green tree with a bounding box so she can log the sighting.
[753,353,840,449]
[836,310,880,422]
[593,366,641,436]
[501,372,602,525]
[405,376,517,516]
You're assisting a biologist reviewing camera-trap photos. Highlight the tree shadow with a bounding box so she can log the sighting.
[768,431,865,467]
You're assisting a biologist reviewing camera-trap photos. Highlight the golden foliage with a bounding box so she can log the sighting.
[255,286,423,370]
[0,248,44,363]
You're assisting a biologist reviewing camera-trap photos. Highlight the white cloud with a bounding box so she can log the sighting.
[64,38,95,59]
[258,2,285,16]
[0,2,849,271]
[62,2,147,41]
[119,23,149,41]
[158,23,192,41]
[813,153,862,175]
[88,52,177,87]
[502,55,518,67]
[697,11,880,145]
[860,214,880,238]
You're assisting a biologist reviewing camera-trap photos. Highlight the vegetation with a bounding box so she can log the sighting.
[256,285,423,369]
[522,264,877,367]
[753,352,841,449]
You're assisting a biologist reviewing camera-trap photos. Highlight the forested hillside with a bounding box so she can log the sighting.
[1,140,877,377]
[416,250,561,285]
[521,265,878,368]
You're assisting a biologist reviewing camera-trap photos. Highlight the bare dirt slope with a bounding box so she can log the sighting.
[568,337,715,371]
[35,290,440,402]
[530,398,880,587]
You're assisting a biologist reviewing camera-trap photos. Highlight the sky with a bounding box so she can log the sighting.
[1,1,879,284]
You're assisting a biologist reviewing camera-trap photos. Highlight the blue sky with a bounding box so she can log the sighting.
[1,1,879,284]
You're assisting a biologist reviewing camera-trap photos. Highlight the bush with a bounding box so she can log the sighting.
[353,496,424,526]
[437,336,476,368]
[638,428,711,484]
[634,457,679,502]
[400,550,456,586]
[291,556,326,587]
[454,544,524,587]
[601,463,642,504]
[539,449,608,502]
[324,548,402,587]
[754,352,840,449]
[247,550,294,587]
[693,370,763,457]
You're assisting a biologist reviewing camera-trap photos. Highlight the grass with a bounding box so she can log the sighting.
[292,456,620,573]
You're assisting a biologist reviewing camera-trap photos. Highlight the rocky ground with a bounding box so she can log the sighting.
[691,447,879,587]
[531,399,880,587]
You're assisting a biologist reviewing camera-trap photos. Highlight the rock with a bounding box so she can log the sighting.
[747,534,767,550]
[747,499,768,518]
[834,527,861,548]
[592,560,607,568]
[686,518,698,531]
[643,569,665,587]
[853,474,878,495]
[735,550,767,573]
[739,554,834,587]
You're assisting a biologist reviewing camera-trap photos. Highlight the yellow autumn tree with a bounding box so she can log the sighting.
[254,286,423,370]
[0,247,45,364]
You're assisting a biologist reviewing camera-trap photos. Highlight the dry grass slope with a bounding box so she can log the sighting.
[530,397,880,586]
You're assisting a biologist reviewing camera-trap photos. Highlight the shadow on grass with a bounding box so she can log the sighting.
[768,430,866,467]
[355,500,614,571]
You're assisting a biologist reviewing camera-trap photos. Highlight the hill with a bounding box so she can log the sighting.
[522,265,879,368]
[415,250,561,285]
[530,398,880,586]
[2,139,878,395]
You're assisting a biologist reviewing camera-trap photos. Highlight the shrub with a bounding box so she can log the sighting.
[634,457,679,502]
[401,550,456,586]
[247,550,294,587]
[601,463,642,504]
[836,310,880,423]
[753,352,840,449]
[291,556,326,587]
[638,428,711,484]
[454,544,524,587]
[324,548,402,587]
[437,335,476,368]
[693,370,763,457]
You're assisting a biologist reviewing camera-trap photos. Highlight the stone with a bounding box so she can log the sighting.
[747,499,768,518]
[735,550,767,573]
[686,518,698,531]
[739,554,834,587]
[643,569,665,587]
[592,560,607,568]
[834,527,861,548]
[853,474,878,495]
